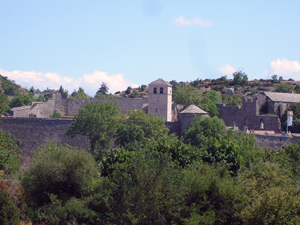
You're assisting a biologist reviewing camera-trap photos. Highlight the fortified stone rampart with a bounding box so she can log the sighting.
[65,97,148,116]
[217,94,281,132]
[0,117,90,169]
[0,117,298,170]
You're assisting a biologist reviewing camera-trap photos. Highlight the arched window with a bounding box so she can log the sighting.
[160,87,163,94]
[153,87,157,94]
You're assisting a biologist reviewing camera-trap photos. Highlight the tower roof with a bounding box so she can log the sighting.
[149,78,172,87]
[180,105,208,114]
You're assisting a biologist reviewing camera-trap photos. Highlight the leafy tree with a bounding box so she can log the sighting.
[222,93,242,106]
[172,84,219,116]
[271,74,280,84]
[58,85,68,96]
[9,95,31,108]
[96,82,109,95]
[0,93,9,115]
[181,162,242,224]
[0,189,20,225]
[22,142,97,208]
[22,142,98,224]
[125,86,131,95]
[100,150,186,224]
[205,90,222,104]
[115,110,169,147]
[274,82,294,93]
[0,129,20,176]
[66,101,121,155]
[70,87,90,99]
[232,71,248,86]
[184,115,226,148]
[139,85,147,92]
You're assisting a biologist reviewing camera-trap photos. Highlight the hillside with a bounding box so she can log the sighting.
[0,74,28,99]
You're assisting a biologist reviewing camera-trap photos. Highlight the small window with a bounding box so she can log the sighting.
[153,87,157,94]
[155,108,157,113]
[160,87,163,94]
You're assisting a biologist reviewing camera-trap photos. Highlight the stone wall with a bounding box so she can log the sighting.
[0,118,90,169]
[217,95,281,132]
[255,134,300,150]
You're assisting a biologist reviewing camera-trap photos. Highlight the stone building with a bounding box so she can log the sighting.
[148,79,173,122]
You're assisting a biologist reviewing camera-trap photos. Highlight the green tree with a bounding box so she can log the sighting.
[70,87,90,99]
[0,129,20,176]
[96,82,109,95]
[66,101,121,156]
[222,93,242,106]
[0,189,20,225]
[22,142,97,208]
[173,84,219,116]
[115,110,169,148]
[232,71,248,86]
[184,115,226,148]
[22,142,99,224]
[274,83,294,93]
[9,95,31,108]
[205,90,222,104]
[0,93,9,115]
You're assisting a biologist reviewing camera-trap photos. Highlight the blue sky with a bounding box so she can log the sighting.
[1,0,300,95]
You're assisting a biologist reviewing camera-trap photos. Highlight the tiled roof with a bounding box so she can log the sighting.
[263,92,300,103]
[180,104,208,114]
[148,78,172,86]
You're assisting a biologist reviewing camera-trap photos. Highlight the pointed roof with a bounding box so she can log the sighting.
[149,78,172,87]
[180,105,208,114]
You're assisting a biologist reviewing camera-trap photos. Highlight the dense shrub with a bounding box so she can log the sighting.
[0,189,20,225]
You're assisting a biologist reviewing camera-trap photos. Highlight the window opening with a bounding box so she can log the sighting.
[153,87,157,94]
[160,87,163,94]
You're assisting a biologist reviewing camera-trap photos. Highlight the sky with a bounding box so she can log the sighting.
[1,0,300,95]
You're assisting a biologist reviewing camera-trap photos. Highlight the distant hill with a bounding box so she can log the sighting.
[0,74,28,99]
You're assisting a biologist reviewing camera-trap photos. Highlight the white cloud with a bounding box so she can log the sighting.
[257,58,300,80]
[173,16,214,26]
[218,64,236,75]
[0,68,138,96]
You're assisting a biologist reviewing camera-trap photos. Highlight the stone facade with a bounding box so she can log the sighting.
[217,95,281,132]
[148,79,173,122]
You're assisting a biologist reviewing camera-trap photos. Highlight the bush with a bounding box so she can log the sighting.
[22,142,97,208]
[50,111,62,118]
[0,189,20,225]
[0,129,20,176]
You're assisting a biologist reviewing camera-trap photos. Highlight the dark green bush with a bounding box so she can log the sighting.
[0,189,20,225]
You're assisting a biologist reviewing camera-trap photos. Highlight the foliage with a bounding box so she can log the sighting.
[96,82,109,95]
[94,92,113,98]
[22,142,97,209]
[184,115,226,148]
[139,85,147,92]
[101,150,186,224]
[0,75,20,96]
[58,85,68,96]
[0,93,9,115]
[205,90,222,104]
[222,93,242,106]
[0,129,20,176]
[49,111,62,118]
[202,139,242,175]
[70,87,90,99]
[271,74,280,84]
[0,189,20,225]
[232,71,248,86]
[115,110,169,147]
[181,162,242,224]
[125,86,131,95]
[172,84,219,116]
[67,101,121,156]
[274,82,294,93]
[9,95,31,108]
